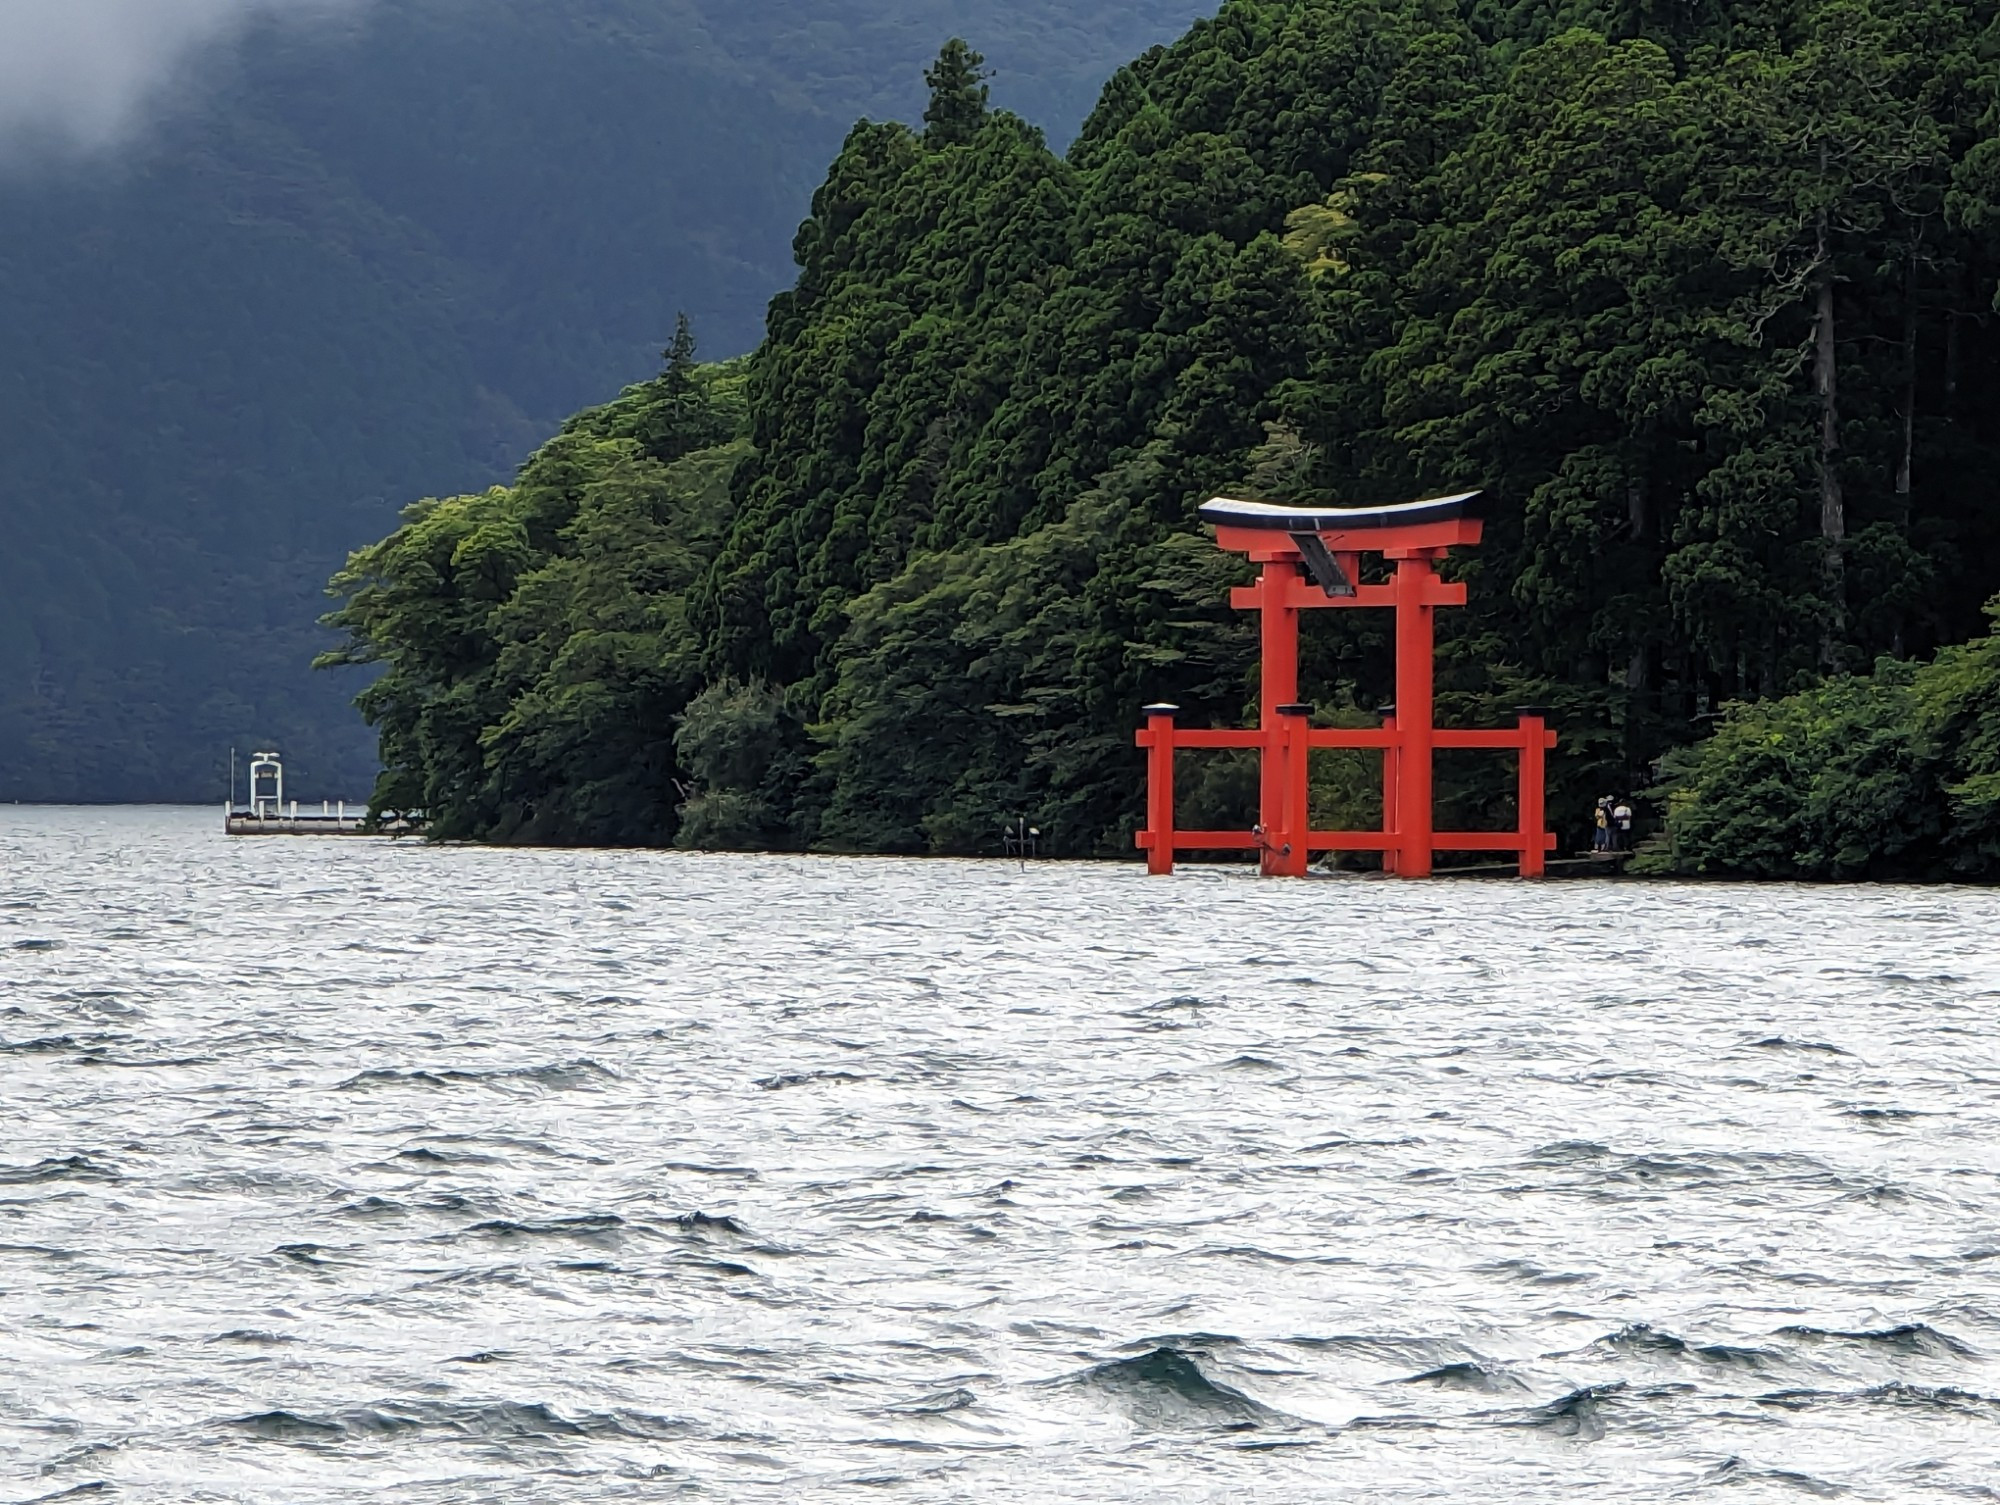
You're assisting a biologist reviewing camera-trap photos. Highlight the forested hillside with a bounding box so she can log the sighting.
[0,0,1200,801]
[325,0,2000,865]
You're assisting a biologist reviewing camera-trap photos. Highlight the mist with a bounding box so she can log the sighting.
[0,0,369,154]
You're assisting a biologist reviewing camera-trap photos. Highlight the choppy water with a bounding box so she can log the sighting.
[5,806,2000,1502]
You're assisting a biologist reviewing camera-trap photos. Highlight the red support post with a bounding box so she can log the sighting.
[1143,703,1178,875]
[1257,561,1301,878]
[1276,703,1312,878]
[1392,554,1436,878]
[1380,707,1399,876]
[1517,708,1547,880]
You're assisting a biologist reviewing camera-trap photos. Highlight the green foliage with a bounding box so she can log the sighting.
[924,40,993,144]
[1651,599,2000,880]
[326,0,2000,868]
[673,679,813,849]
[319,352,747,843]
[812,448,1256,853]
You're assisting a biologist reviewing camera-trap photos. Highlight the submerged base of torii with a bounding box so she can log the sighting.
[1135,491,1556,879]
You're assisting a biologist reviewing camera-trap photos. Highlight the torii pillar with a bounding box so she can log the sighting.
[1135,491,1556,878]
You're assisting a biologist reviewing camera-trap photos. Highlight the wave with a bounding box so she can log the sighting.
[1603,1153,1785,1186]
[0,1034,83,1054]
[1581,1324,1778,1369]
[1121,1332,1245,1354]
[660,1160,761,1177]
[223,1399,688,1445]
[1700,1457,1846,1496]
[1527,1139,1613,1162]
[674,1210,750,1238]
[1395,1361,1528,1394]
[337,1060,619,1092]
[755,1070,864,1089]
[1837,1182,1932,1206]
[0,1154,117,1185]
[228,1409,346,1441]
[331,1195,407,1219]
[884,1387,978,1415]
[1477,1258,1592,1287]
[1120,995,1219,1028]
[1498,1384,1628,1440]
[1860,1382,2000,1412]
[76,1051,213,1070]
[394,1146,501,1167]
[1774,1323,1976,1359]
[1050,1346,1287,1430]
[1284,1333,1481,1368]
[462,1214,628,1244]
[1189,1244,1357,1267]
[1759,1382,1999,1415]
[1751,1037,1850,1056]
[340,1068,455,1090]
[1518,1145,1845,1201]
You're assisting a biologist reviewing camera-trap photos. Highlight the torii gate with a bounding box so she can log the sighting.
[1135,492,1556,878]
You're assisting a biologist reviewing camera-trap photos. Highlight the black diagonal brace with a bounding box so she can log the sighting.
[1290,532,1356,598]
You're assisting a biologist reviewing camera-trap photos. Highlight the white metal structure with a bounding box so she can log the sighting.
[248,751,284,819]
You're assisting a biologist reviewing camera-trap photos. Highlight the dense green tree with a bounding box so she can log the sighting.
[672,679,813,849]
[814,447,1257,851]
[319,358,746,841]
[635,314,734,466]
[1648,596,2000,879]
[924,40,993,144]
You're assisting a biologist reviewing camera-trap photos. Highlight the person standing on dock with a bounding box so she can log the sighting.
[1612,799,1634,852]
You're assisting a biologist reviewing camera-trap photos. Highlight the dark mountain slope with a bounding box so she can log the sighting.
[0,0,1201,801]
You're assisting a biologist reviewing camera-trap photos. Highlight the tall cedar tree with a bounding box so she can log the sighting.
[923,40,991,143]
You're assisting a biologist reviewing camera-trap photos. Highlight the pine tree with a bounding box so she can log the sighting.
[662,311,698,400]
[923,40,989,146]
[637,312,726,466]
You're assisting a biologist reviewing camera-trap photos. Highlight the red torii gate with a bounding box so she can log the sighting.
[1135,492,1556,879]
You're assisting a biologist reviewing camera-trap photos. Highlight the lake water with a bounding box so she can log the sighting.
[4,805,2000,1502]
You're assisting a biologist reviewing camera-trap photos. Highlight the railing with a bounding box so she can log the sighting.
[223,801,422,836]
[1135,710,1557,877]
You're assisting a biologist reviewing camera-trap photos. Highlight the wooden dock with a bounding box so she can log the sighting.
[223,803,416,837]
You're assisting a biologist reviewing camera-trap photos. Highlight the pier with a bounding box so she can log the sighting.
[223,802,386,836]
[223,750,409,836]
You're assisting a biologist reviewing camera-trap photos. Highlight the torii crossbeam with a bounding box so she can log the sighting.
[1134,491,1556,878]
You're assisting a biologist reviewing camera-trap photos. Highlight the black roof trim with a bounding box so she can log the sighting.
[1198,491,1481,532]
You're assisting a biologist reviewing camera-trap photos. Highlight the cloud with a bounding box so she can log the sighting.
[0,0,368,154]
